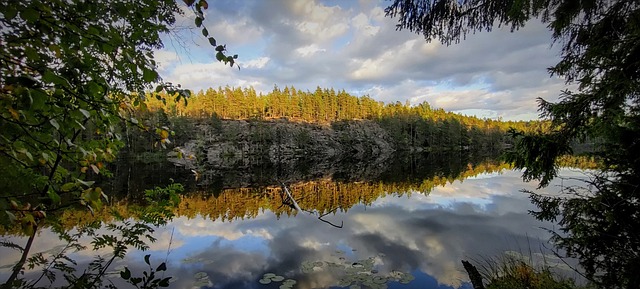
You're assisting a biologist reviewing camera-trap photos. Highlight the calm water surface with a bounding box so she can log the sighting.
[0,157,588,289]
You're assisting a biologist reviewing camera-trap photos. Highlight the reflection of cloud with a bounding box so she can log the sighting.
[146,228,185,251]
[177,215,274,241]
[1,169,587,288]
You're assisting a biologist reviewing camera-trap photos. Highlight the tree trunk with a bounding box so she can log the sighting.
[461,260,485,289]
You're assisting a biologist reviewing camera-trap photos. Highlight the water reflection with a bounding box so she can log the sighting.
[0,160,590,288]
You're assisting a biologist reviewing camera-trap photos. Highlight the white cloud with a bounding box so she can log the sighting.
[243,57,270,69]
[295,44,326,57]
[153,50,180,72]
[155,1,569,120]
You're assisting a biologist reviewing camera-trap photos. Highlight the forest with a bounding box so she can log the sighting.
[134,85,552,154]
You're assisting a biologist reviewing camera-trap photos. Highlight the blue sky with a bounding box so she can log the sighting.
[155,0,568,121]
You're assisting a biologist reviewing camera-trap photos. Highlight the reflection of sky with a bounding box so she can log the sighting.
[1,169,589,289]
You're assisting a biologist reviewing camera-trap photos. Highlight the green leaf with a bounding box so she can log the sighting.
[195,17,203,27]
[41,152,51,164]
[17,148,33,161]
[49,119,60,130]
[155,85,164,93]
[21,8,39,22]
[79,109,90,118]
[202,27,208,37]
[216,52,225,61]
[4,6,17,20]
[156,262,167,271]
[24,47,39,61]
[42,70,69,87]
[30,89,47,110]
[208,37,216,46]
[120,267,131,280]
[87,81,103,96]
[73,119,86,130]
[77,179,95,187]
[159,277,171,287]
[48,191,61,205]
[5,211,16,223]
[143,68,158,82]
[144,254,151,265]
[61,182,76,192]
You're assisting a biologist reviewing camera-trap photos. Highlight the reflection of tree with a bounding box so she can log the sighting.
[0,154,600,235]
[279,182,343,228]
[1,159,513,235]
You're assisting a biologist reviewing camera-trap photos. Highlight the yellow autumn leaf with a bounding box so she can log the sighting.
[8,107,19,120]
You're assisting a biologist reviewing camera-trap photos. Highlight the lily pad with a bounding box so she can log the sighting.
[259,278,271,285]
[283,279,297,285]
[337,278,353,287]
[263,273,277,279]
[193,272,208,280]
[271,275,285,282]
[301,261,313,267]
[193,278,210,287]
[372,276,387,284]
[389,270,404,279]
[399,273,415,284]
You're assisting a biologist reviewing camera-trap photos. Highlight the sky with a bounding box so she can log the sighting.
[154,0,569,121]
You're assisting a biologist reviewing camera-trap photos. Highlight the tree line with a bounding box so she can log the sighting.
[141,85,550,152]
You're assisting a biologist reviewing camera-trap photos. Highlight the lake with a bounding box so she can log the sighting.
[0,153,588,289]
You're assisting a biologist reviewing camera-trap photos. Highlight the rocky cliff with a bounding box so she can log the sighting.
[168,119,402,186]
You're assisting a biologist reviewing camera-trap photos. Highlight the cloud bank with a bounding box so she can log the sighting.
[155,0,569,120]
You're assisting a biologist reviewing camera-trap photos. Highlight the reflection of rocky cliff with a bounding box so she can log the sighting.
[164,119,498,190]
[108,152,502,200]
[0,151,510,235]
[37,159,512,234]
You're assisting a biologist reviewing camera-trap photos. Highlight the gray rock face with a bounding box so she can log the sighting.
[170,119,396,167]
[167,119,398,186]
